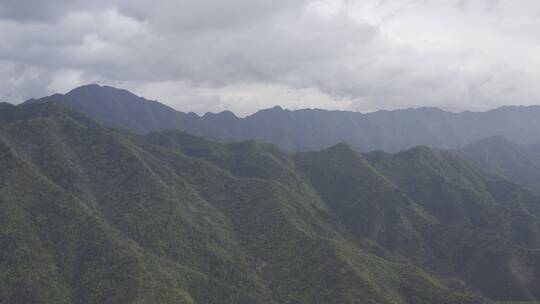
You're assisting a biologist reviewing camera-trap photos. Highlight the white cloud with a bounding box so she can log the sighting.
[1,0,540,114]
[48,69,85,94]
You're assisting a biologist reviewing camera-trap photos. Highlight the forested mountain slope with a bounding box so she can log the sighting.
[1,101,539,303]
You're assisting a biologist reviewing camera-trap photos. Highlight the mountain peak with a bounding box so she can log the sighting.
[255,105,284,113]
[67,83,140,99]
[67,83,103,94]
[399,145,441,161]
[203,110,238,119]
[270,105,283,111]
[327,142,354,153]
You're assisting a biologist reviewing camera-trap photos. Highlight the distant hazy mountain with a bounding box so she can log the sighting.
[461,135,540,193]
[25,84,229,140]
[27,84,540,152]
[2,101,540,303]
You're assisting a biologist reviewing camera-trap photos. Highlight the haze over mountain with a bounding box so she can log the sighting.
[461,136,540,193]
[2,101,540,303]
[27,84,540,152]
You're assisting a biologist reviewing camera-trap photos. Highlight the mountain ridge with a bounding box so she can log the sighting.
[22,84,540,152]
[25,83,540,117]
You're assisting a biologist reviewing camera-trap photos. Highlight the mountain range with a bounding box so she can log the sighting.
[27,84,540,152]
[2,85,540,303]
[26,84,540,193]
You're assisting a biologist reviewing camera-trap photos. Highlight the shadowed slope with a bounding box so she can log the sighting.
[462,136,540,193]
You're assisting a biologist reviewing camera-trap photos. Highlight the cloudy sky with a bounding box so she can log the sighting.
[1,0,540,116]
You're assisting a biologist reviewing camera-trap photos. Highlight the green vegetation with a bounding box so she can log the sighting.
[1,102,539,303]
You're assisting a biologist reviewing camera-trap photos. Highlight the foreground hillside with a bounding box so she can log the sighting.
[28,84,540,152]
[1,101,540,303]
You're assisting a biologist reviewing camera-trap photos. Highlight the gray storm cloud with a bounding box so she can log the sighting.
[1,0,540,115]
